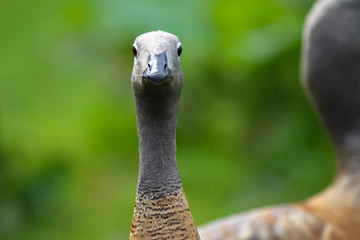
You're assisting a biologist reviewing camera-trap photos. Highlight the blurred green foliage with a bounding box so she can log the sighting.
[0,0,336,239]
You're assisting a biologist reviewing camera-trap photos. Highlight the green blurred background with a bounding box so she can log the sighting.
[1,0,336,239]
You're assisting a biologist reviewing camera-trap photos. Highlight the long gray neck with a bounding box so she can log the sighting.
[303,0,360,175]
[134,86,182,197]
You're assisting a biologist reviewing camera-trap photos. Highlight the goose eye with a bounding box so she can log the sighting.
[177,45,182,57]
[132,46,137,57]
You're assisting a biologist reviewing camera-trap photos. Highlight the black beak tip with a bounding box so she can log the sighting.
[143,73,170,85]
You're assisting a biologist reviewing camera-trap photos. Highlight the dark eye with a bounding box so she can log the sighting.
[177,45,182,57]
[132,46,137,57]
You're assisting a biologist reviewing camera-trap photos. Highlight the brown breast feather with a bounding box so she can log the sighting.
[130,188,200,240]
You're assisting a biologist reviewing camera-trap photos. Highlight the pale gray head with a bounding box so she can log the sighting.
[131,31,183,92]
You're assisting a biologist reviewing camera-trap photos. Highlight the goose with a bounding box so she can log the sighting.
[199,0,360,239]
[129,31,200,240]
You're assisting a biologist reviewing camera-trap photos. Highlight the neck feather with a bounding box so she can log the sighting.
[335,132,360,175]
[135,87,182,196]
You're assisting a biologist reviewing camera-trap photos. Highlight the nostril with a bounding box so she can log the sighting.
[164,64,167,69]
[148,63,151,70]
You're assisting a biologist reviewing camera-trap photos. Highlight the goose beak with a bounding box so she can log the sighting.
[143,52,171,85]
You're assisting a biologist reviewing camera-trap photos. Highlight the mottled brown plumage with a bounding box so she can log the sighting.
[199,0,360,239]
[200,176,360,240]
[130,189,199,240]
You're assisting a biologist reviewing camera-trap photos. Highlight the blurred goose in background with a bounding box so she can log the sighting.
[129,31,200,240]
[199,0,360,239]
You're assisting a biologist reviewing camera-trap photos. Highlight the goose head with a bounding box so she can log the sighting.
[302,10,360,147]
[302,4,360,173]
[131,31,183,94]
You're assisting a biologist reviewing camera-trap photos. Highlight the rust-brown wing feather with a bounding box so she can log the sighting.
[198,205,343,240]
